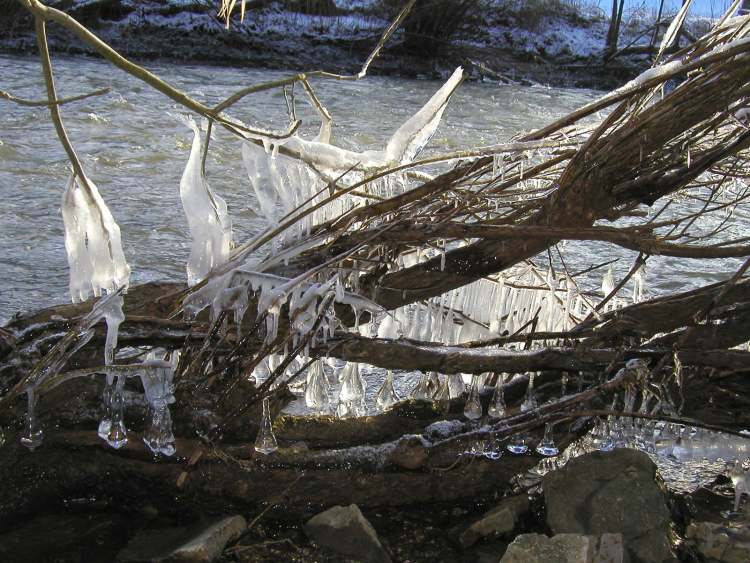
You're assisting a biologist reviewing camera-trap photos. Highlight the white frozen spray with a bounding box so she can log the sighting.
[180,116,232,286]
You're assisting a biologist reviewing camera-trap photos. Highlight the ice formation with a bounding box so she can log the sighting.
[305,360,330,411]
[180,116,232,285]
[487,376,507,420]
[463,375,482,420]
[239,67,464,241]
[337,362,366,417]
[376,263,606,348]
[375,369,399,410]
[61,174,131,303]
[255,396,278,454]
[97,292,126,441]
[448,373,465,398]
[141,359,176,456]
[19,388,43,450]
[536,424,559,456]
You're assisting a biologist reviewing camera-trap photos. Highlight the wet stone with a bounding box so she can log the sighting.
[686,521,750,563]
[500,533,624,563]
[459,493,529,547]
[304,504,391,563]
[543,449,671,563]
[116,515,247,562]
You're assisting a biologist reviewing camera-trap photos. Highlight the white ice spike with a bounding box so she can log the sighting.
[61,174,131,303]
[180,117,232,286]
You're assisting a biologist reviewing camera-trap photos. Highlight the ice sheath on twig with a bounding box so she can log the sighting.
[61,174,130,303]
[180,117,232,286]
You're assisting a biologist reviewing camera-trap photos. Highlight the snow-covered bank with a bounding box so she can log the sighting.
[0,1,722,89]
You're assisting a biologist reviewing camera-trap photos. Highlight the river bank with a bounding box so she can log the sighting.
[0,0,710,90]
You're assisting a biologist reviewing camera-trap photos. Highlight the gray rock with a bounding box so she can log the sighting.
[501,533,625,563]
[459,494,529,547]
[117,515,247,562]
[595,533,626,563]
[501,534,593,563]
[543,449,671,563]
[686,521,750,563]
[304,504,391,563]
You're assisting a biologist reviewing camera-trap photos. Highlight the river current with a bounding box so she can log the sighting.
[2,53,745,323]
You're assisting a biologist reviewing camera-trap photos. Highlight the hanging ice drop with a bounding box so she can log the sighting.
[463,375,483,420]
[305,360,330,412]
[20,388,43,451]
[487,375,507,420]
[447,373,465,398]
[106,377,128,449]
[254,397,278,455]
[375,370,399,411]
[536,423,559,456]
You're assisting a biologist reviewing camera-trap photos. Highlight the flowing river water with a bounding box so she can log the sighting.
[1,53,745,321]
[0,54,746,493]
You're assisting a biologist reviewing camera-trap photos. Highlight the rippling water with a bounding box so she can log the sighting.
[0,53,744,322]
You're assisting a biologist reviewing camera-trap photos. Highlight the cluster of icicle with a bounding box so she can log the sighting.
[379,264,586,346]
[376,261,646,347]
[240,67,465,242]
[17,289,178,457]
[183,266,384,346]
[61,173,130,302]
[249,353,397,420]
[97,350,179,457]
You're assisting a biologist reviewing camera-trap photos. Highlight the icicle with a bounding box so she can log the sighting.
[506,432,529,454]
[487,375,506,420]
[98,293,125,441]
[730,461,748,512]
[536,423,559,456]
[254,397,278,454]
[411,371,432,401]
[448,373,465,398]
[20,387,43,451]
[463,375,482,420]
[106,375,128,449]
[590,417,614,452]
[180,117,231,286]
[141,360,176,456]
[305,360,329,412]
[601,266,615,297]
[61,174,131,303]
[520,372,538,412]
[339,362,366,407]
[375,370,399,411]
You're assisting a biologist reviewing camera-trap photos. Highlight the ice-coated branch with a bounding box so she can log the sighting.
[180,117,232,286]
[0,86,111,107]
[34,15,130,303]
[61,175,131,302]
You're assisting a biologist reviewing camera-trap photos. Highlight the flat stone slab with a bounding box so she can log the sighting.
[460,493,529,547]
[501,533,624,563]
[686,521,750,563]
[117,515,247,562]
[304,504,391,563]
